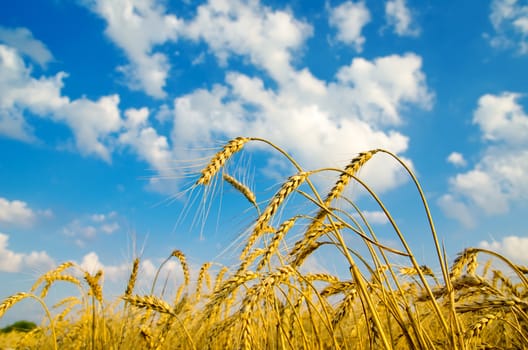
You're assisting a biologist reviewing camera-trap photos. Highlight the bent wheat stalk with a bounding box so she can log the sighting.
[0,292,57,350]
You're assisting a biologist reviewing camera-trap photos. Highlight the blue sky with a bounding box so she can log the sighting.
[1,0,528,323]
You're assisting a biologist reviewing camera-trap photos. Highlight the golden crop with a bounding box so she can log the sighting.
[1,137,527,349]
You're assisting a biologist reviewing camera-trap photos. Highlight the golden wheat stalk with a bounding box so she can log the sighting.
[125,257,140,297]
[0,292,30,319]
[123,295,174,315]
[236,248,266,275]
[332,289,358,327]
[303,150,379,237]
[172,250,190,287]
[465,313,501,342]
[326,150,378,205]
[31,261,75,293]
[196,137,250,186]
[195,262,212,301]
[289,222,346,266]
[239,266,295,349]
[0,292,57,349]
[40,274,82,298]
[214,266,229,292]
[292,241,325,267]
[241,172,308,260]
[84,270,104,302]
[450,249,479,279]
[257,217,298,270]
[492,270,521,297]
[54,296,81,322]
[204,271,260,319]
[321,281,356,297]
[223,173,258,210]
[304,273,339,284]
[400,265,435,278]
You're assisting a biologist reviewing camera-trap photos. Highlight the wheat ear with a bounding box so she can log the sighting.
[241,172,308,260]
[257,217,298,270]
[196,137,250,185]
[223,173,258,211]
[31,261,75,293]
[171,250,190,287]
[125,257,140,297]
[450,248,479,279]
[84,270,104,302]
[123,295,174,315]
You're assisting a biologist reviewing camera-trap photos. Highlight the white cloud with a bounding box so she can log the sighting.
[0,233,54,273]
[437,194,475,228]
[442,92,528,223]
[1,5,433,198]
[447,152,467,167]
[473,92,528,144]
[479,235,528,264]
[63,211,121,246]
[359,210,389,225]
[55,95,122,162]
[0,233,22,272]
[0,36,175,179]
[0,44,66,142]
[170,52,432,194]
[0,27,54,67]
[0,44,123,161]
[488,0,528,54]
[119,107,176,191]
[84,0,311,93]
[183,0,312,82]
[101,222,120,234]
[334,53,432,125]
[0,197,35,227]
[85,0,183,98]
[329,1,371,52]
[385,0,420,37]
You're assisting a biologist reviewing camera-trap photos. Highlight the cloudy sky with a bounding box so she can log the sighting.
[1,0,528,323]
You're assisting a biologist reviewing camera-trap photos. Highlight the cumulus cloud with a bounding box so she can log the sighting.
[54,95,122,162]
[385,0,420,37]
[84,0,183,98]
[447,152,467,167]
[0,197,35,227]
[183,0,312,82]
[479,235,528,264]
[0,196,52,228]
[86,0,312,93]
[359,210,389,225]
[329,1,371,52]
[119,107,176,190]
[170,52,432,194]
[0,44,122,161]
[441,92,528,223]
[0,36,172,179]
[0,44,65,142]
[0,233,54,273]
[63,211,121,246]
[334,53,432,124]
[488,0,528,54]
[1,4,433,198]
[437,194,475,228]
[0,27,54,67]
[473,92,528,144]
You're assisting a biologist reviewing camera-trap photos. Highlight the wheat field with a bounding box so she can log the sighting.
[1,137,527,349]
